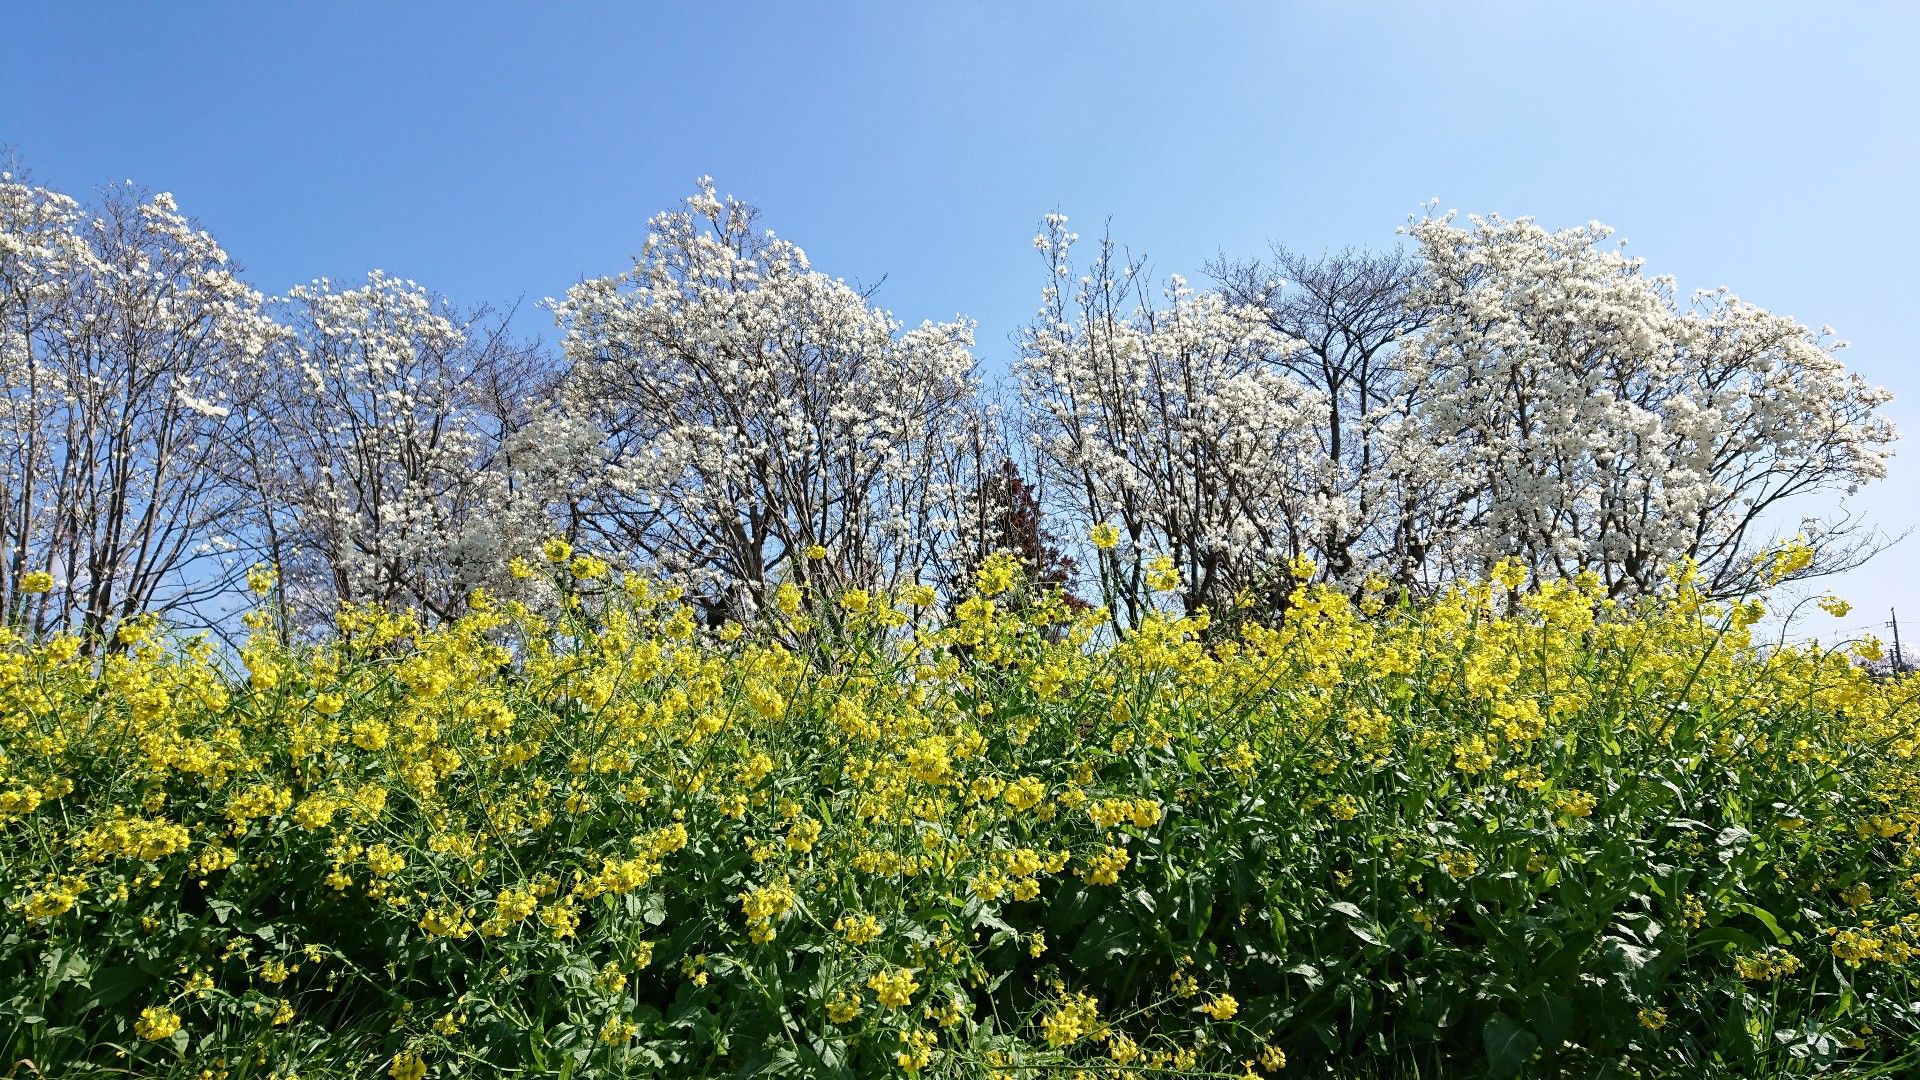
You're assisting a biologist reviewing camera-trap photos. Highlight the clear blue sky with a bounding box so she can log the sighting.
[5,2,1917,638]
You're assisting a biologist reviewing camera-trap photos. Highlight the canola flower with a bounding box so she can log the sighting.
[1,551,1919,1076]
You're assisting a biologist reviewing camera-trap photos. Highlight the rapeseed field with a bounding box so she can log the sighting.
[3,549,1917,1077]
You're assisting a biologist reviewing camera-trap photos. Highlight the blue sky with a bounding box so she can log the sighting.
[5,2,1917,638]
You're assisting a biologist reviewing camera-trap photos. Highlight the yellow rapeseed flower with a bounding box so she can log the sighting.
[134,1005,182,1041]
[1203,993,1239,1021]
[868,967,920,1008]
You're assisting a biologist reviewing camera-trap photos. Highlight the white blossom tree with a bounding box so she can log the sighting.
[0,174,278,643]
[236,272,554,631]
[1209,245,1453,592]
[553,179,979,621]
[1019,215,1326,625]
[4,159,1897,639]
[1404,212,1897,597]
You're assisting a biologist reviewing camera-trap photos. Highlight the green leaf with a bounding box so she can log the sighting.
[83,964,148,1010]
[1483,1011,1539,1079]
[1525,992,1573,1048]
[1735,902,1789,944]
[1070,911,1137,969]
[641,892,668,926]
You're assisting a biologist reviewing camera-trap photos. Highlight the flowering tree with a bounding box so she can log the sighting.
[1019,216,1325,625]
[1405,213,1897,597]
[0,175,277,642]
[1210,246,1459,592]
[554,179,979,621]
[3,159,1898,639]
[235,273,554,631]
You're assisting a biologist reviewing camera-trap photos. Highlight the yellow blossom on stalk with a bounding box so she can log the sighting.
[1760,538,1816,585]
[741,878,797,942]
[1083,845,1130,886]
[388,1051,427,1080]
[1817,594,1853,618]
[540,900,580,939]
[1437,850,1478,880]
[1490,556,1529,590]
[1040,990,1102,1047]
[570,554,609,580]
[542,538,572,564]
[785,817,822,852]
[1090,522,1120,550]
[246,564,278,595]
[1830,927,1886,966]
[1003,775,1046,812]
[1145,554,1181,592]
[1203,993,1239,1020]
[1550,789,1597,819]
[839,588,871,614]
[896,1028,937,1072]
[868,966,920,1008]
[805,543,828,560]
[419,904,473,939]
[774,581,804,615]
[826,991,861,1023]
[1734,947,1804,981]
[599,1016,639,1044]
[1452,735,1495,775]
[20,570,55,594]
[1681,893,1706,929]
[976,551,1020,597]
[135,1005,182,1041]
[836,913,883,945]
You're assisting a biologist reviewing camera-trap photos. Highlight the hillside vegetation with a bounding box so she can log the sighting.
[4,549,1918,1077]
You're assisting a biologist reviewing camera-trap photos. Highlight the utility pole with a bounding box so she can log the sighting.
[1894,609,1906,676]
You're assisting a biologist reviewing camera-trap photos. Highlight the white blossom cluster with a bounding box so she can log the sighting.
[1022,211,1896,621]
[552,178,979,620]
[1403,213,1894,597]
[0,175,279,639]
[0,168,1898,640]
[238,271,553,627]
[1018,215,1328,620]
